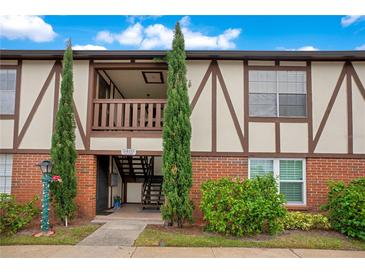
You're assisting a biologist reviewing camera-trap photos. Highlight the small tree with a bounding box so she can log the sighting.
[50,41,77,226]
[162,22,193,227]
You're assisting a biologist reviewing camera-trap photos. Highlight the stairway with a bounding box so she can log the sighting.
[141,175,164,210]
[113,155,164,210]
[114,155,149,182]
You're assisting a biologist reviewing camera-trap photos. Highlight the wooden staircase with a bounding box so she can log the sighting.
[113,155,164,209]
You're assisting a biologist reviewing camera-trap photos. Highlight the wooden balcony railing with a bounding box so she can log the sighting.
[92,99,167,131]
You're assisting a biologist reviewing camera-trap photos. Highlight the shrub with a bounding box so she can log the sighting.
[282,211,330,231]
[200,175,287,236]
[322,178,365,240]
[0,194,39,235]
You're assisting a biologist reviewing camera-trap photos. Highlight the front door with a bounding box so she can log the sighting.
[96,156,109,213]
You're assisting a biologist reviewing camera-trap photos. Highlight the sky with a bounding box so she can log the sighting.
[0,15,365,51]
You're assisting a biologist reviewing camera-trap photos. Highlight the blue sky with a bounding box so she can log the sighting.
[0,15,364,50]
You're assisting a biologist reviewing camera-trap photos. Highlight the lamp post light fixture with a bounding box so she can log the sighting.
[36,160,53,235]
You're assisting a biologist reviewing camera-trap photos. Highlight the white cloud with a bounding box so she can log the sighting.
[0,15,56,42]
[355,44,365,50]
[341,16,365,27]
[141,24,174,49]
[297,46,319,51]
[95,16,241,50]
[95,31,114,44]
[277,46,319,51]
[96,23,143,46]
[115,23,144,46]
[72,44,106,50]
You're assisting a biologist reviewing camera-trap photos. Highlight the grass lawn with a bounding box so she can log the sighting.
[0,224,100,245]
[135,225,365,251]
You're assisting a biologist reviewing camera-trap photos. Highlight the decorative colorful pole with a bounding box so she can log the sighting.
[36,160,53,235]
[41,173,52,232]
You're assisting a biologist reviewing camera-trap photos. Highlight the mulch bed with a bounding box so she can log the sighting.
[146,224,351,242]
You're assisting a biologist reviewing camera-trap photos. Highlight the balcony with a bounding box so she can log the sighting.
[92,99,167,132]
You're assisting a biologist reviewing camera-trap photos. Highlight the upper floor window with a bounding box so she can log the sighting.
[0,69,17,115]
[248,70,307,117]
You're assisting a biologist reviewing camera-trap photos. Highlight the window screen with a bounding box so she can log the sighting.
[0,154,13,194]
[249,159,274,178]
[249,70,307,117]
[0,69,16,115]
[279,160,304,203]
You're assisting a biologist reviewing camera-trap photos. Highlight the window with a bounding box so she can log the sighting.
[0,154,13,194]
[249,70,307,117]
[0,69,17,115]
[249,158,306,204]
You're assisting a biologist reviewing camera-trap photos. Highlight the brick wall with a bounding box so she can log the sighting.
[11,153,97,220]
[306,158,365,211]
[191,156,248,219]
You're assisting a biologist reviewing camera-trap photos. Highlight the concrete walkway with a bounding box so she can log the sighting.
[1,246,365,258]
[78,219,163,246]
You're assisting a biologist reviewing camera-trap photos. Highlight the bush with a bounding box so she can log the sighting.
[282,211,330,231]
[322,178,365,240]
[200,175,287,236]
[0,194,39,235]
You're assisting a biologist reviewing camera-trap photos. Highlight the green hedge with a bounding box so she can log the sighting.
[282,212,330,231]
[322,178,365,240]
[200,175,287,236]
[0,194,39,235]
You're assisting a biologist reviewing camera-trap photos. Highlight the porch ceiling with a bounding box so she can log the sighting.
[105,69,167,99]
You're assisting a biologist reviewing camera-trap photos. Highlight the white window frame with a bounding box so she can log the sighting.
[0,154,13,194]
[0,69,17,115]
[248,158,306,206]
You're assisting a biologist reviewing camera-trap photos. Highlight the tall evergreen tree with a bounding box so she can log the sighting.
[50,41,77,226]
[162,22,193,227]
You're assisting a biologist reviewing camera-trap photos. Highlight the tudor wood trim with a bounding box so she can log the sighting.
[248,117,307,123]
[247,65,307,71]
[85,60,95,151]
[307,61,314,153]
[211,61,217,152]
[72,99,87,149]
[0,115,15,120]
[16,62,57,148]
[127,137,131,149]
[90,131,162,138]
[243,60,249,152]
[93,62,167,70]
[275,122,280,153]
[190,61,213,111]
[312,63,347,151]
[346,64,353,154]
[348,63,365,100]
[215,61,245,151]
[2,147,365,159]
[12,60,22,150]
[52,61,61,132]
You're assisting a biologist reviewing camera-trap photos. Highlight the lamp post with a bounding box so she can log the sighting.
[37,160,52,234]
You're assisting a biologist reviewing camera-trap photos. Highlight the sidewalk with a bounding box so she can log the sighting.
[1,246,365,258]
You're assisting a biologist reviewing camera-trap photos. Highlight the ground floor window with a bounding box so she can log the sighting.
[249,158,306,205]
[0,154,13,194]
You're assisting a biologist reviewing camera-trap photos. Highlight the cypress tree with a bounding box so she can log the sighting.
[50,41,77,226]
[162,22,193,227]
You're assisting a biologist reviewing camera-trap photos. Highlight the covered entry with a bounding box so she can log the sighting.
[95,155,164,215]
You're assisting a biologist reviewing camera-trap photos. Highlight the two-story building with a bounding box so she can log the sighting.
[0,50,364,219]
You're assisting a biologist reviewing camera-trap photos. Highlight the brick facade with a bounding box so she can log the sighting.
[9,153,365,222]
[11,153,97,220]
[306,158,365,211]
[191,156,248,219]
